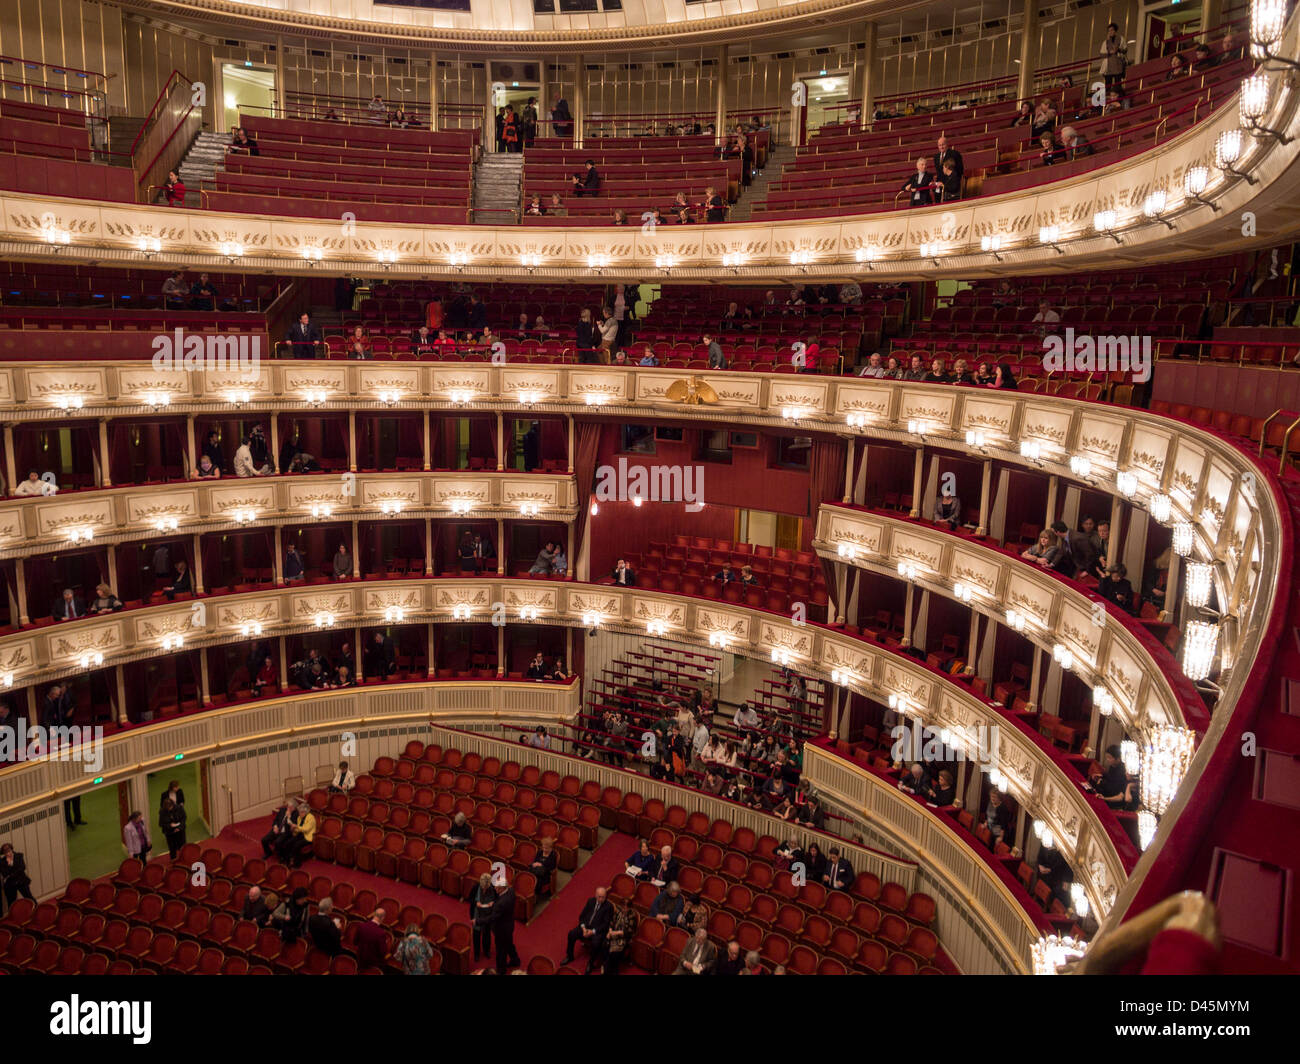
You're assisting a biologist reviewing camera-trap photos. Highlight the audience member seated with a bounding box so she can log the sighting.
[327,760,355,793]
[443,811,472,847]
[673,927,717,974]
[88,583,123,614]
[52,587,87,621]
[649,881,685,925]
[564,886,612,972]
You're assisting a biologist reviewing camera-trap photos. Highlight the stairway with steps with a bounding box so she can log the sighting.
[728,144,796,222]
[472,152,524,225]
[168,129,227,208]
[107,116,146,164]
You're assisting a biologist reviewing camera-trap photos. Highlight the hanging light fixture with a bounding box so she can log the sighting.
[1149,493,1172,523]
[1093,685,1114,716]
[1250,0,1300,68]
[1172,522,1194,557]
[1031,934,1087,975]
[1214,130,1257,183]
[1182,165,1219,212]
[1121,739,1141,776]
[1138,809,1158,850]
[1181,621,1220,682]
[1141,726,1197,815]
[1052,644,1074,671]
[1184,562,1213,609]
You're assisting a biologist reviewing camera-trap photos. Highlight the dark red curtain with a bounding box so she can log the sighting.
[573,420,603,555]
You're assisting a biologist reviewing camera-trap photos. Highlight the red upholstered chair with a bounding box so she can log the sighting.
[637,798,667,838]
[749,893,778,928]
[774,903,805,939]
[850,871,882,902]
[657,926,690,976]
[439,923,473,975]
[743,861,774,893]
[803,914,833,948]
[514,871,538,922]
[880,880,908,912]
[886,951,919,975]
[829,926,861,964]
[615,791,643,835]
[857,939,889,973]
[905,926,939,964]
[526,955,556,975]
[627,917,666,972]
[879,913,910,948]
[816,956,850,975]
[905,892,937,926]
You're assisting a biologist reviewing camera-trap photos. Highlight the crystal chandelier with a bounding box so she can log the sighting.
[1140,726,1197,816]
[1031,934,1087,975]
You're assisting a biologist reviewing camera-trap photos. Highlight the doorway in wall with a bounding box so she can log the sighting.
[222,63,276,131]
[796,70,853,140]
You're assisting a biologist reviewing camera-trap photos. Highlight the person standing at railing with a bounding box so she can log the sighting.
[551,96,573,139]
[367,94,387,124]
[522,97,538,148]
[286,311,323,360]
[900,158,935,206]
[1100,22,1128,91]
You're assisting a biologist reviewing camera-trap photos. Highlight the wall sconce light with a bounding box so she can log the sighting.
[1092,210,1121,243]
[708,631,731,648]
[161,633,185,651]
[516,390,542,407]
[654,254,675,273]
[1052,644,1074,671]
[646,619,668,636]
[781,405,808,422]
[1185,561,1214,609]
[301,246,323,266]
[1149,493,1172,523]
[906,419,929,437]
[380,500,405,516]
[452,603,472,620]
[153,516,180,532]
[518,502,540,517]
[79,650,104,669]
[918,242,943,264]
[68,526,95,544]
[587,254,608,274]
[384,606,406,623]
[770,646,792,666]
[448,389,474,406]
[1214,130,1257,183]
[582,610,603,628]
[1069,455,1093,479]
[0,672,13,688]
[219,241,245,263]
[1182,165,1219,212]
[226,389,251,408]
[314,612,336,628]
[1172,521,1194,557]
[302,388,330,407]
[583,393,609,407]
[845,411,871,429]
[1005,608,1027,632]
[377,248,398,269]
[837,542,859,561]
[979,234,1004,261]
[449,252,469,272]
[1093,685,1115,716]
[141,391,171,413]
[1019,439,1043,462]
[953,581,975,603]
[449,499,472,515]
[1142,189,1175,230]
[377,389,403,407]
[1239,73,1292,141]
[1116,470,1139,497]
[965,428,987,449]
[54,393,86,411]
[1250,0,1300,69]
[231,508,257,525]
[854,246,878,269]
[41,224,71,250]
[722,251,747,273]
[1038,224,1063,254]
[830,667,854,686]
[897,561,919,581]
[521,253,541,273]
[789,249,813,272]
[309,502,333,519]
[137,235,161,258]
[519,605,540,621]
[239,621,263,637]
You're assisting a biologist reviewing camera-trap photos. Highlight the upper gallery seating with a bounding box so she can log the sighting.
[757,46,1251,220]
[202,116,479,224]
[0,265,279,360]
[0,98,132,201]
[521,136,744,225]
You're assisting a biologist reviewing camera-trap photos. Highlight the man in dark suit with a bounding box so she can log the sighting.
[491,876,521,973]
[650,844,679,887]
[563,887,613,972]
[308,898,344,956]
[242,884,271,926]
[51,588,86,621]
[202,430,225,474]
[551,97,573,139]
[366,631,396,677]
[611,559,637,586]
[933,135,963,184]
[823,848,854,890]
[286,312,322,360]
[0,843,35,913]
[571,160,600,197]
[261,801,294,858]
[40,683,74,730]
